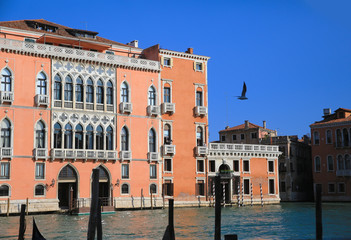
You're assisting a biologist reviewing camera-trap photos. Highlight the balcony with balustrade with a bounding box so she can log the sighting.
[119,102,133,114]
[0,147,12,159]
[336,169,351,177]
[194,106,207,117]
[119,151,132,162]
[208,143,281,158]
[33,148,48,160]
[0,91,14,104]
[161,103,175,115]
[147,105,160,116]
[50,149,117,161]
[163,145,176,156]
[148,152,159,162]
[35,94,49,107]
[195,146,208,156]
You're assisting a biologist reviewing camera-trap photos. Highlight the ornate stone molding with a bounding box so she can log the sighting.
[52,111,115,129]
[160,49,210,61]
[208,143,281,158]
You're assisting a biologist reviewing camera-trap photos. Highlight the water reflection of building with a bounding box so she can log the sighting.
[310,108,351,201]
[0,19,209,214]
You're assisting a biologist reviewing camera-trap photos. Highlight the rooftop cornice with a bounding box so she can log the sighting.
[0,26,143,53]
[310,120,351,129]
[160,49,210,61]
[0,38,160,72]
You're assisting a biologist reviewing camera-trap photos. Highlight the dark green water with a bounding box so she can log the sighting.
[1,203,351,239]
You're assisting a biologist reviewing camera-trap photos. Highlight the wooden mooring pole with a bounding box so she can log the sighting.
[141,188,143,210]
[151,191,153,210]
[26,198,29,215]
[214,176,222,240]
[162,199,175,240]
[18,204,26,240]
[316,184,323,240]
[87,168,101,240]
[6,198,10,217]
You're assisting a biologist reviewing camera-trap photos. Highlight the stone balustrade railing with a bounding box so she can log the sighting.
[209,143,279,152]
[0,38,160,71]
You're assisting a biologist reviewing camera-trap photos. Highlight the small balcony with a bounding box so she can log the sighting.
[119,102,132,114]
[119,151,132,161]
[51,149,117,161]
[163,145,176,155]
[148,152,159,162]
[33,148,47,160]
[196,146,208,156]
[147,105,160,116]
[336,169,351,177]
[35,94,49,107]
[0,91,14,104]
[0,147,12,159]
[161,103,175,114]
[195,106,207,117]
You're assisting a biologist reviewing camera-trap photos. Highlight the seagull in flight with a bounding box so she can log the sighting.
[237,81,248,100]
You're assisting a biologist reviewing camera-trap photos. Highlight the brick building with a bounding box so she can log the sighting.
[0,19,209,213]
[310,108,351,201]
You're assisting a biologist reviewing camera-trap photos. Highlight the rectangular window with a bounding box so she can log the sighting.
[269,179,275,194]
[35,163,45,179]
[326,130,332,144]
[0,162,10,179]
[268,160,274,173]
[164,159,172,172]
[196,180,205,196]
[232,135,236,141]
[197,160,204,173]
[241,134,245,140]
[195,62,203,71]
[251,132,257,139]
[150,164,157,179]
[196,91,203,106]
[105,50,115,55]
[25,38,36,43]
[338,183,345,193]
[122,164,129,179]
[281,181,286,192]
[327,156,334,171]
[244,179,250,194]
[164,87,171,103]
[315,157,321,172]
[164,57,171,66]
[209,160,216,172]
[234,160,239,172]
[328,183,335,193]
[163,180,173,196]
[221,135,226,142]
[243,160,250,172]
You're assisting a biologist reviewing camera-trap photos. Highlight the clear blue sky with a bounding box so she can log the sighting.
[1,0,351,142]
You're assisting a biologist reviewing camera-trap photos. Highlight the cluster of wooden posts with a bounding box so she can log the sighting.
[14,173,324,240]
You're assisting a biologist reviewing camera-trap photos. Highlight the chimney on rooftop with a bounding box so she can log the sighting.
[323,108,331,116]
[186,48,193,54]
[126,40,138,48]
[245,120,249,129]
[225,126,229,129]
[263,120,266,129]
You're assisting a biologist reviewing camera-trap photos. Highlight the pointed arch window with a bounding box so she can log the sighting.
[54,74,62,100]
[164,124,171,145]
[0,119,11,148]
[36,121,45,148]
[121,82,129,103]
[326,130,332,144]
[338,155,344,170]
[1,68,12,92]
[149,128,156,152]
[106,126,113,150]
[345,154,351,170]
[96,79,104,104]
[36,72,47,95]
[96,125,104,150]
[313,131,320,145]
[106,81,113,105]
[64,124,73,149]
[86,78,94,103]
[336,129,342,147]
[197,127,204,146]
[196,90,203,106]
[54,123,62,148]
[121,127,129,151]
[86,125,94,149]
[148,86,156,106]
[343,129,349,147]
[75,124,83,149]
[64,76,73,101]
[75,77,83,102]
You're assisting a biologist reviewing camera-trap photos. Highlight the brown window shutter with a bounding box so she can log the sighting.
[162,183,165,196]
[170,183,174,196]
[195,183,199,196]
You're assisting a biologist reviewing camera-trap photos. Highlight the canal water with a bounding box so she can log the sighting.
[1,202,351,239]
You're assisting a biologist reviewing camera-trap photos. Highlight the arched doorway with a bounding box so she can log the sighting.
[95,166,111,206]
[58,165,78,209]
[219,164,232,204]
